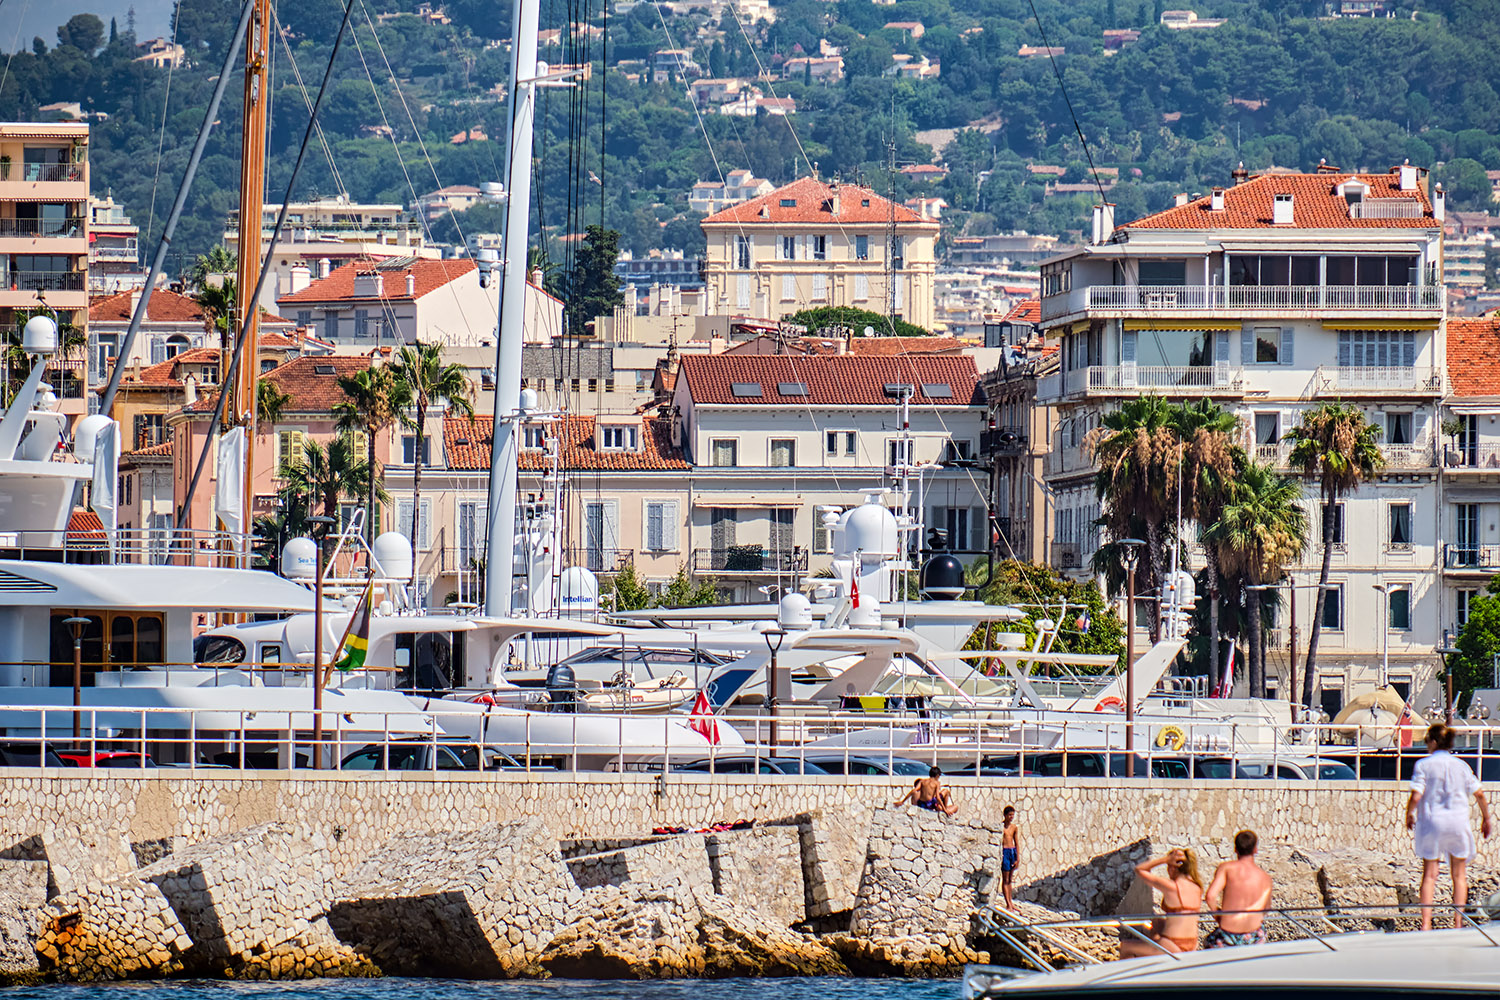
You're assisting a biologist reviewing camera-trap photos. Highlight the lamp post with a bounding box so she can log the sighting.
[1438,633,1459,726]
[62,617,91,741]
[764,628,786,749]
[1373,583,1391,690]
[1118,538,1144,777]
[306,515,335,769]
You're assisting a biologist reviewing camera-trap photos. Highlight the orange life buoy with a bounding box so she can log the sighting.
[1094,696,1125,712]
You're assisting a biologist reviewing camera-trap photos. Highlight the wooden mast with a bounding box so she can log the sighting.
[232,0,272,563]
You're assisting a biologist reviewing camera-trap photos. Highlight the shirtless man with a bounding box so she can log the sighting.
[1000,805,1022,909]
[1203,829,1273,948]
[894,766,957,816]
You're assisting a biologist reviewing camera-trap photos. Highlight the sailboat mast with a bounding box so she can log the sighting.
[483,0,540,615]
[233,0,272,562]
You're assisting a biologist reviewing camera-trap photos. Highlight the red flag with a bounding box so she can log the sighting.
[851,573,860,609]
[689,690,720,745]
[1397,703,1415,748]
[1214,646,1235,698]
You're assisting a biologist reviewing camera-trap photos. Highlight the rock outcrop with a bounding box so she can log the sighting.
[0,860,48,984]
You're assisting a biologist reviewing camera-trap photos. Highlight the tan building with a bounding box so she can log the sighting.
[700,177,939,329]
[0,121,90,419]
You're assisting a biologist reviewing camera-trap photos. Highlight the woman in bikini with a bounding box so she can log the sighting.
[1120,848,1204,958]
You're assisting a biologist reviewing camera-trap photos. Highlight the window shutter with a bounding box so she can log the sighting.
[150,339,166,364]
[1240,326,1253,365]
[782,274,795,300]
[854,274,869,300]
[664,500,679,552]
[971,506,984,551]
[1214,330,1230,364]
[645,501,662,551]
[1337,331,1351,367]
[736,275,751,308]
[1402,331,1416,367]
[1120,330,1136,364]
[797,234,806,260]
[1280,327,1294,366]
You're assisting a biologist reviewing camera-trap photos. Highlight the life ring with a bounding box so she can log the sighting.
[1094,696,1125,712]
[1154,725,1186,751]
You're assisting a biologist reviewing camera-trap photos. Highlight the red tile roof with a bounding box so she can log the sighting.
[444,414,688,472]
[678,354,983,406]
[1002,299,1041,324]
[700,177,930,227]
[90,288,206,323]
[128,347,222,386]
[187,354,376,413]
[1447,317,1500,398]
[279,257,477,304]
[126,440,173,458]
[1122,170,1438,230]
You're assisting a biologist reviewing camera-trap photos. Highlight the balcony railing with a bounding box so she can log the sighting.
[1043,283,1444,320]
[1254,442,1288,467]
[691,545,807,575]
[5,270,85,291]
[3,163,84,183]
[0,216,85,237]
[1444,544,1500,571]
[1051,542,1081,569]
[91,246,139,261]
[1315,366,1440,394]
[981,426,1029,455]
[561,547,634,574]
[1380,442,1435,468]
[1444,445,1500,470]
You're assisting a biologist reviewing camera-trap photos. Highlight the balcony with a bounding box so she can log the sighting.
[91,246,139,261]
[1443,445,1500,471]
[6,270,85,292]
[1041,284,1444,323]
[1444,544,1500,572]
[0,216,85,238]
[1314,366,1441,395]
[1039,365,1242,401]
[1051,541,1081,569]
[691,545,807,576]
[560,547,634,574]
[1380,442,1435,468]
[4,163,85,183]
[981,426,1029,456]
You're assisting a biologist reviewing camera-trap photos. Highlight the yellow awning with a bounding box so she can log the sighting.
[1321,321,1435,331]
[1123,319,1239,331]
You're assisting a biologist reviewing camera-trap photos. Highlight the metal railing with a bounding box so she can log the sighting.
[0,704,1497,778]
[692,546,808,575]
[5,163,85,183]
[1444,544,1500,571]
[560,547,635,574]
[1444,445,1500,470]
[0,216,85,237]
[970,903,1496,979]
[5,270,85,291]
[1084,365,1239,394]
[1085,284,1443,312]
[1318,365,1440,393]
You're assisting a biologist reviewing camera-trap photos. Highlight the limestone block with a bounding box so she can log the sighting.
[40,825,135,898]
[0,860,48,982]
[706,826,805,927]
[37,878,189,981]
[328,820,579,978]
[798,809,867,918]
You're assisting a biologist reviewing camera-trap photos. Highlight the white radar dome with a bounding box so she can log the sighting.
[558,566,599,617]
[778,592,813,629]
[372,532,414,581]
[844,500,899,558]
[281,537,318,580]
[72,414,113,461]
[22,315,57,355]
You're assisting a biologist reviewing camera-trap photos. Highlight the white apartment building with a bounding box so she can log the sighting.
[700,177,940,330]
[0,121,91,420]
[1037,165,1447,710]
[1440,317,1500,662]
[688,170,774,216]
[87,193,141,292]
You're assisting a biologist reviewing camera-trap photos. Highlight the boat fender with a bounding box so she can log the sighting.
[1154,724,1186,751]
[1094,695,1125,712]
[468,693,496,707]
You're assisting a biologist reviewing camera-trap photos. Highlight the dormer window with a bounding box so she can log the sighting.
[523,426,546,450]
[600,425,638,450]
[1336,178,1369,206]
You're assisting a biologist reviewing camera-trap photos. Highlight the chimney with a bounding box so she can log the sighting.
[1090,202,1116,245]
[1433,183,1446,222]
[405,271,416,297]
[318,257,332,279]
[352,270,384,297]
[182,373,197,408]
[289,263,311,294]
[1398,159,1418,192]
[530,266,544,286]
[1231,161,1249,185]
[1272,193,1294,225]
[1210,187,1225,211]
[1174,193,1190,207]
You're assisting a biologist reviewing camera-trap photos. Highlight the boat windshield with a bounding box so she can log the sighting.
[193,635,246,664]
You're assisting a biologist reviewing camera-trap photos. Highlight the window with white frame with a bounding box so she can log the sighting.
[825,430,856,457]
[523,426,546,449]
[735,235,751,269]
[643,499,679,552]
[1321,502,1345,548]
[781,235,796,261]
[943,440,973,463]
[600,425,638,450]
[1386,411,1413,445]
[812,274,828,301]
[1458,587,1479,627]
[1388,501,1413,550]
[1320,583,1344,631]
[812,235,826,261]
[1253,327,1281,363]
[770,438,795,467]
[888,438,912,467]
[395,498,433,550]
[855,234,869,260]
[711,439,738,467]
[1387,583,1412,630]
[402,435,431,465]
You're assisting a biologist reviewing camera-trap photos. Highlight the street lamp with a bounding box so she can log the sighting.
[1373,584,1391,690]
[1438,632,1460,726]
[764,628,787,749]
[306,515,335,769]
[1117,538,1144,777]
[62,617,91,741]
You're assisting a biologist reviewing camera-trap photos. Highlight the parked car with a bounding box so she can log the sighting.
[54,750,157,768]
[943,763,1034,778]
[0,742,69,767]
[1148,756,1192,779]
[805,755,935,777]
[673,756,832,775]
[340,740,535,772]
[978,751,1151,778]
[1195,756,1357,781]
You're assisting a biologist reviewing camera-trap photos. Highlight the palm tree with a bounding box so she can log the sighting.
[187,245,236,290]
[194,277,238,353]
[1207,462,1307,698]
[1088,395,1181,634]
[277,437,386,552]
[1286,402,1385,707]
[1169,399,1244,693]
[334,365,412,543]
[257,378,292,424]
[387,343,474,570]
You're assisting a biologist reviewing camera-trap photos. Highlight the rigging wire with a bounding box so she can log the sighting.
[143,0,181,252]
[271,5,348,199]
[1023,0,1107,204]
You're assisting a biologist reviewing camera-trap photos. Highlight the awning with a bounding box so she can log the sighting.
[1123,319,1239,331]
[1218,241,1426,254]
[1320,320,1434,331]
[692,496,803,507]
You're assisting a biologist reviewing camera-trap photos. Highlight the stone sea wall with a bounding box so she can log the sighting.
[0,770,1491,982]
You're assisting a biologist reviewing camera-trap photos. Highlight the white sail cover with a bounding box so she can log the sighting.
[89,419,119,553]
[215,426,246,536]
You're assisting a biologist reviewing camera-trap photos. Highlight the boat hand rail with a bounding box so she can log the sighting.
[975,901,1498,971]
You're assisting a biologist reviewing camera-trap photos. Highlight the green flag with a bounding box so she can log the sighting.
[335,582,374,672]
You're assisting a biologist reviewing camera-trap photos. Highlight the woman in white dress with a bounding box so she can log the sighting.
[1405,722,1493,930]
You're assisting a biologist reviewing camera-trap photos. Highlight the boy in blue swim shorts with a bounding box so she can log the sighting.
[1001,805,1021,908]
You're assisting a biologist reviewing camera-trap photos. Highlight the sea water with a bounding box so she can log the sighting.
[1,979,957,1000]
